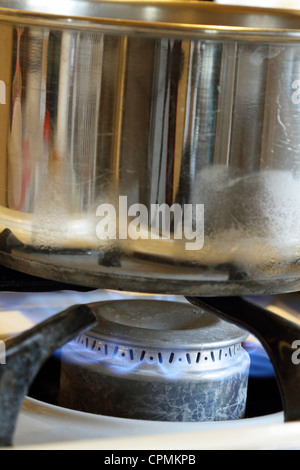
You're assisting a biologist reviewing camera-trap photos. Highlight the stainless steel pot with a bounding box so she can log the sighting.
[0,0,300,295]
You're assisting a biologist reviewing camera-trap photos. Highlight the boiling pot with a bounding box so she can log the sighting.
[0,0,299,295]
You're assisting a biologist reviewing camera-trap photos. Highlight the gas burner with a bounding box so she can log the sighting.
[2,287,300,449]
[59,299,250,421]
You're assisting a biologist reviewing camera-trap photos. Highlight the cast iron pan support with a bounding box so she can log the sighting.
[0,303,97,447]
[186,296,300,422]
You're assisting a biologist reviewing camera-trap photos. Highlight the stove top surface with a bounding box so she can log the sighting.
[14,397,291,450]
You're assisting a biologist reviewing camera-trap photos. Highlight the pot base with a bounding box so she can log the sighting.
[0,230,299,295]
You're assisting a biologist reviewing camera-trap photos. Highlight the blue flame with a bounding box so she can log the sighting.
[62,335,198,379]
[243,339,275,378]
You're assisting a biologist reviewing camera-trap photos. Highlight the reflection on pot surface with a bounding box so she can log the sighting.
[0,1,299,294]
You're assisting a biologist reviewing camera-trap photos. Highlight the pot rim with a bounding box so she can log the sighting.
[0,1,300,42]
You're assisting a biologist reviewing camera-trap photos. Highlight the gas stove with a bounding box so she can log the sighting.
[0,267,299,450]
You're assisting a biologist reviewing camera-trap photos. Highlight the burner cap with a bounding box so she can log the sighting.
[88,299,248,349]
